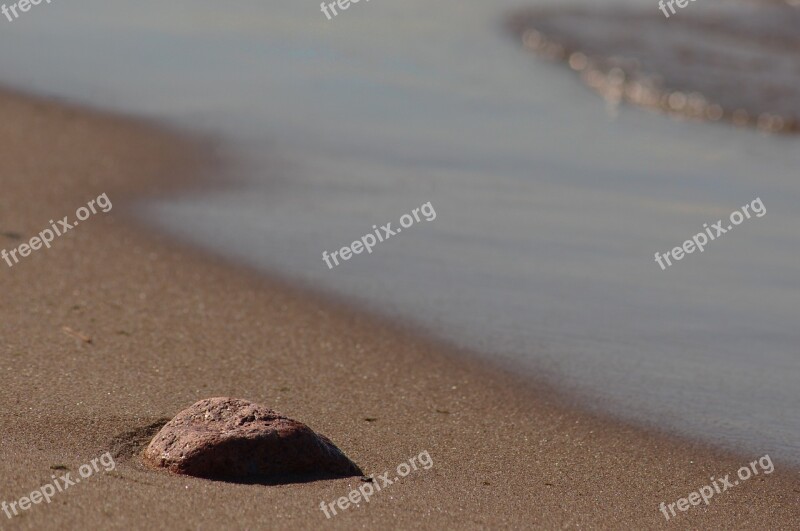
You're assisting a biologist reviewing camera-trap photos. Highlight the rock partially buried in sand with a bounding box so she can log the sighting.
[143,397,362,481]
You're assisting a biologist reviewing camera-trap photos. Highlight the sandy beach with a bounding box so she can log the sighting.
[0,88,797,529]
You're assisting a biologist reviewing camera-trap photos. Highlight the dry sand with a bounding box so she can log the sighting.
[0,88,797,530]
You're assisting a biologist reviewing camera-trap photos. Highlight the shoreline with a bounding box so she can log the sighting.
[1,87,797,529]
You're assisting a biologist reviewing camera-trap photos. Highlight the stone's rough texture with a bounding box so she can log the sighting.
[143,397,362,481]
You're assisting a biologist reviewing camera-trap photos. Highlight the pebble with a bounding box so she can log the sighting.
[143,397,362,481]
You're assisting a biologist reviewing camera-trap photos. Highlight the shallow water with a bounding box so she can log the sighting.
[2,0,798,463]
[509,5,800,132]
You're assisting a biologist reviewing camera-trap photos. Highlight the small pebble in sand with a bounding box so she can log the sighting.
[143,397,362,481]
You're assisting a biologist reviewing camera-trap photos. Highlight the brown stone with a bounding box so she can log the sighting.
[143,397,362,481]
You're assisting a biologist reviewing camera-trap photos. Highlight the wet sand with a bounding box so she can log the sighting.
[0,88,798,529]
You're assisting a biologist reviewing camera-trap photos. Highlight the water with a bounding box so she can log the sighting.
[1,0,798,463]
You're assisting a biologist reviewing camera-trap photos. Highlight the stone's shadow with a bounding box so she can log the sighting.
[109,418,171,461]
[198,471,366,486]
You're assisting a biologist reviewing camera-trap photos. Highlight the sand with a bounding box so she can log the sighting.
[0,87,797,530]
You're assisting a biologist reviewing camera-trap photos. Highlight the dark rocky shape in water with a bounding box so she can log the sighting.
[143,397,362,482]
[507,4,800,133]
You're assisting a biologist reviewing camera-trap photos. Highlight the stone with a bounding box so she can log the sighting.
[143,397,362,481]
